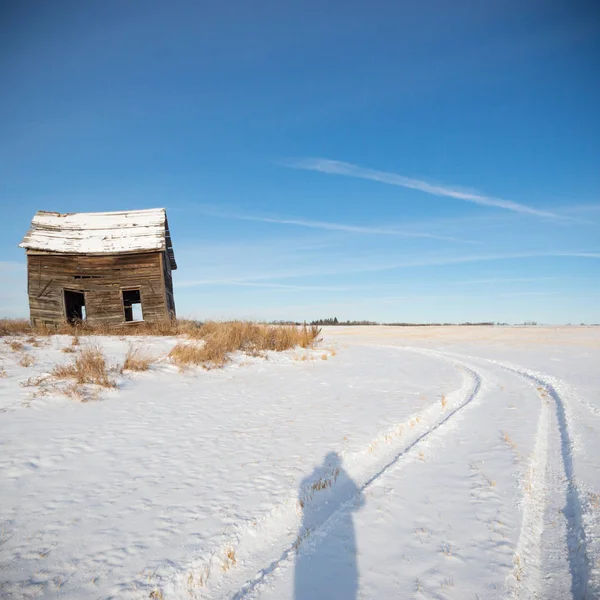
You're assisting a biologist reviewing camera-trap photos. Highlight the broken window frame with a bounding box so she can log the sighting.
[121,288,144,322]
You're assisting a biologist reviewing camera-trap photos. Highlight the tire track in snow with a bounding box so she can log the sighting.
[226,348,486,600]
[487,360,592,600]
[428,350,594,599]
[504,375,551,599]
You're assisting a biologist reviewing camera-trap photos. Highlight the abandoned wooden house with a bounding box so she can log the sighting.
[19,208,177,327]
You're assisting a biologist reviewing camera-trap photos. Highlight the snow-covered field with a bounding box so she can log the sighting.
[1,326,599,599]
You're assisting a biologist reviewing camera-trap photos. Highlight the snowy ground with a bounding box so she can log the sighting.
[0,326,599,599]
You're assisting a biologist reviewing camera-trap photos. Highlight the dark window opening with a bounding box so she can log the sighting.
[64,290,86,324]
[123,289,143,322]
[73,275,102,280]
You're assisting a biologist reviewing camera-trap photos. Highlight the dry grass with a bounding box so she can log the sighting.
[149,588,164,600]
[122,346,153,372]
[5,340,24,352]
[0,367,7,378]
[441,394,448,409]
[501,430,518,451]
[221,548,237,572]
[20,374,48,387]
[52,345,116,388]
[61,336,81,353]
[168,343,209,368]
[0,319,31,337]
[0,317,203,338]
[0,318,320,351]
[170,322,321,369]
[61,383,90,402]
[19,353,35,367]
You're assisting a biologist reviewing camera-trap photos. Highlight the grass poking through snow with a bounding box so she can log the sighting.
[169,321,321,369]
[5,340,24,352]
[18,354,35,368]
[52,345,116,388]
[122,346,153,372]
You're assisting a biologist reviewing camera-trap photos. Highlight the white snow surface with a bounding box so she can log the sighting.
[0,326,599,599]
[19,208,169,255]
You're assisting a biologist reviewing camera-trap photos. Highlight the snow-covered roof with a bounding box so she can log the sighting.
[19,208,177,269]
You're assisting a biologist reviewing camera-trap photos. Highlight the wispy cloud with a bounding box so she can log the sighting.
[449,276,558,285]
[285,158,560,218]
[198,208,473,243]
[177,280,356,291]
[176,251,599,289]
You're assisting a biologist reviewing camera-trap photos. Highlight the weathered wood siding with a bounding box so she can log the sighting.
[27,252,170,326]
[162,251,176,318]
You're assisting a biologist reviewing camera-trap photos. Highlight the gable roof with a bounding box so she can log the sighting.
[19,208,177,270]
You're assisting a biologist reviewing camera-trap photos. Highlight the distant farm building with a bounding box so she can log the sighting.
[19,209,177,327]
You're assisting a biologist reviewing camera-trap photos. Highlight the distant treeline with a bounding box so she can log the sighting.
[384,321,497,327]
[271,317,600,327]
[310,318,379,326]
[308,317,498,326]
[270,319,598,327]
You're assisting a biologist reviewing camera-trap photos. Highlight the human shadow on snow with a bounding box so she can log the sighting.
[294,452,365,600]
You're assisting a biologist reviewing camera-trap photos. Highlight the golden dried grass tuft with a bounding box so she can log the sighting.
[20,374,48,387]
[62,383,90,402]
[1,317,204,338]
[19,353,35,367]
[170,321,321,369]
[122,346,153,372]
[221,548,237,572]
[25,336,41,347]
[0,319,32,337]
[168,342,213,368]
[52,345,116,388]
[441,394,447,409]
[0,366,7,378]
[5,340,24,352]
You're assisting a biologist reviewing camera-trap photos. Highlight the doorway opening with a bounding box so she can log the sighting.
[64,290,86,324]
[123,289,143,322]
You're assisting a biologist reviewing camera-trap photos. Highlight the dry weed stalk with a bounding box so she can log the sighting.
[0,367,7,378]
[62,383,90,402]
[6,340,24,352]
[25,336,40,347]
[20,374,48,387]
[221,548,237,572]
[19,353,35,367]
[441,394,448,409]
[52,345,116,388]
[122,346,153,372]
[501,431,518,452]
[149,587,164,600]
[62,336,81,353]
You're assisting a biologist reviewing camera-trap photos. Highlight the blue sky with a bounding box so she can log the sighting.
[1,1,599,323]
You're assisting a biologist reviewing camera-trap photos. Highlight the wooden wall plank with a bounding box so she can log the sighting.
[27,252,171,326]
